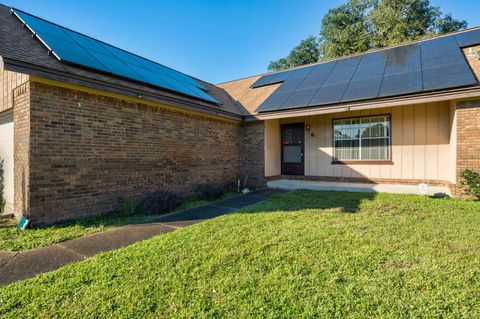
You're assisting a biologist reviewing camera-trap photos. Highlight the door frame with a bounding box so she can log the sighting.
[280,122,305,175]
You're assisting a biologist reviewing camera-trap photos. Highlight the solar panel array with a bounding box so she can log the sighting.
[12,9,220,104]
[254,29,480,112]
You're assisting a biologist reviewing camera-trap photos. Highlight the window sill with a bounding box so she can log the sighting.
[331,160,394,165]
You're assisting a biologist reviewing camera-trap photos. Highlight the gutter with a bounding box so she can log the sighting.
[2,57,244,122]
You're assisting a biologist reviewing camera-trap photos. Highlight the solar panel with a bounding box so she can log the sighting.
[258,91,293,111]
[322,56,361,86]
[455,29,480,47]
[12,9,218,104]
[16,10,67,39]
[282,87,319,109]
[63,29,114,56]
[37,33,109,72]
[309,83,350,106]
[351,51,388,80]
[296,62,336,90]
[422,63,476,91]
[124,63,176,91]
[275,77,305,93]
[421,35,476,91]
[256,28,479,112]
[379,70,422,97]
[101,44,146,67]
[342,77,383,102]
[288,66,314,79]
[421,36,464,68]
[383,43,421,75]
[251,70,293,88]
[87,50,146,82]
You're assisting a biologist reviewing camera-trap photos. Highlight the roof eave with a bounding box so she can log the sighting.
[252,85,480,120]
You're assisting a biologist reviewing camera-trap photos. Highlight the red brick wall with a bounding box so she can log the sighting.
[240,121,265,188]
[27,82,244,224]
[13,82,30,219]
[455,99,480,196]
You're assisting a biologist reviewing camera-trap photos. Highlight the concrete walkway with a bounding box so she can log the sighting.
[0,190,277,286]
[268,179,452,197]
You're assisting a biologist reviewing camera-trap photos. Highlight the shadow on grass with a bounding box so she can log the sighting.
[150,190,379,225]
[30,190,378,231]
[236,189,379,215]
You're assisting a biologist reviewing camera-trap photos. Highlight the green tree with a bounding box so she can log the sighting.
[319,0,373,60]
[269,0,467,69]
[268,36,320,71]
[369,0,467,47]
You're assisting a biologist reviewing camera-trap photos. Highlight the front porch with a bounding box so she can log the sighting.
[263,100,458,195]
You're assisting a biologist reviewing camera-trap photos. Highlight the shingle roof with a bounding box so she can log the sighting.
[0,5,246,118]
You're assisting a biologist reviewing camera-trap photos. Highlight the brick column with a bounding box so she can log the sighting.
[455,99,480,195]
[13,82,31,219]
[240,121,266,189]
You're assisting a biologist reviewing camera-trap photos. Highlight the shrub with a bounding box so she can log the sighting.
[115,197,136,216]
[460,169,480,200]
[136,190,183,215]
[192,183,225,201]
[0,159,4,214]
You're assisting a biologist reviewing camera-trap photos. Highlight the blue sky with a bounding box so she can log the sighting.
[2,0,479,83]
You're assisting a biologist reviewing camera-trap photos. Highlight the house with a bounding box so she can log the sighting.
[0,5,479,224]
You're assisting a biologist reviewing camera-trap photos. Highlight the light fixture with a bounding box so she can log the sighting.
[137,93,143,99]
[306,124,311,131]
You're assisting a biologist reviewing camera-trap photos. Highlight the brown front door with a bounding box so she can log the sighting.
[281,123,304,175]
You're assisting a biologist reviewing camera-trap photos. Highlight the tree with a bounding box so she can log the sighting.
[268,36,320,71]
[268,0,467,69]
[319,0,373,60]
[434,13,468,34]
[369,0,467,48]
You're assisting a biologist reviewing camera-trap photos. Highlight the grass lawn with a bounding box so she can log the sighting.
[1,190,480,318]
[0,194,235,252]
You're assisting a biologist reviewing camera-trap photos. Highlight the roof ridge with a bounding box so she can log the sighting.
[217,25,480,86]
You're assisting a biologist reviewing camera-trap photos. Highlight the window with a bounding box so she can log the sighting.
[333,115,391,161]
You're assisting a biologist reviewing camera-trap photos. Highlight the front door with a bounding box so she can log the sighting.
[281,123,304,175]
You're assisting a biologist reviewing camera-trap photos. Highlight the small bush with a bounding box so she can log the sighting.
[115,198,136,216]
[460,169,480,200]
[192,183,225,201]
[0,159,4,214]
[136,190,183,215]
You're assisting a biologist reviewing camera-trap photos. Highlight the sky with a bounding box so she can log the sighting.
[2,0,479,84]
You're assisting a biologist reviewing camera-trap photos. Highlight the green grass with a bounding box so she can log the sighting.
[0,193,236,252]
[1,190,480,318]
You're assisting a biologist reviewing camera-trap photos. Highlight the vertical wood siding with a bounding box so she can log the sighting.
[266,101,455,183]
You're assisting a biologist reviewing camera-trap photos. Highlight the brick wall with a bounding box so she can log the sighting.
[13,82,30,218]
[455,99,480,196]
[27,82,246,224]
[463,45,480,80]
[240,121,265,189]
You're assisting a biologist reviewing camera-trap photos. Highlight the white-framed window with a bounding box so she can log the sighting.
[333,115,391,161]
